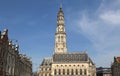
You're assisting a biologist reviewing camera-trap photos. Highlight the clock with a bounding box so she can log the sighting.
[59,26,63,31]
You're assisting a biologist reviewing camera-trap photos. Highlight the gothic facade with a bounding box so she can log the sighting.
[39,6,96,76]
[0,29,32,76]
[0,29,8,76]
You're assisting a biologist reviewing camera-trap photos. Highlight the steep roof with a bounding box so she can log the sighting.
[41,57,52,66]
[116,57,120,62]
[53,52,88,63]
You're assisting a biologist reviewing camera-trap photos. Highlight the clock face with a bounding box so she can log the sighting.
[59,26,63,31]
[59,25,62,28]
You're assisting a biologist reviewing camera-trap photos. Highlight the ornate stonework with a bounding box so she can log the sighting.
[39,6,96,76]
[54,6,67,54]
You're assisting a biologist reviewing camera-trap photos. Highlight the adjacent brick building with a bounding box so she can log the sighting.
[111,57,120,76]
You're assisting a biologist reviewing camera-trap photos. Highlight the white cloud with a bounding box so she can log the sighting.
[100,10,120,25]
[73,0,120,67]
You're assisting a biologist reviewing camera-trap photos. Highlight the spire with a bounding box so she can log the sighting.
[59,5,62,12]
[58,4,63,15]
[54,5,67,54]
[60,3,62,9]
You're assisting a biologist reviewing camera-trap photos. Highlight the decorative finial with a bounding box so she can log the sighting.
[60,3,62,9]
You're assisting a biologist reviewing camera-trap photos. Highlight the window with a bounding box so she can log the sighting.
[82,65,84,67]
[0,50,1,57]
[71,69,74,75]
[84,69,87,75]
[76,69,78,75]
[8,56,10,63]
[67,69,69,75]
[63,69,65,75]
[61,36,63,42]
[54,69,57,75]
[43,68,45,71]
[58,36,60,42]
[59,69,61,75]
[56,43,58,47]
[63,43,65,47]
[45,73,47,76]
[80,69,82,75]
[45,68,47,71]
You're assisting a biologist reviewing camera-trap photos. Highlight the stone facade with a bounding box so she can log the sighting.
[111,57,120,76]
[19,54,32,76]
[0,29,32,76]
[0,29,9,76]
[5,41,19,76]
[51,53,96,76]
[0,31,2,75]
[39,58,52,76]
[54,6,67,54]
[39,6,96,76]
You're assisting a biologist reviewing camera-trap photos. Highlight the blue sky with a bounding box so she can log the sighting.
[0,0,120,72]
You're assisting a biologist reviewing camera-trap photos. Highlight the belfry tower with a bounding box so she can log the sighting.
[54,5,67,54]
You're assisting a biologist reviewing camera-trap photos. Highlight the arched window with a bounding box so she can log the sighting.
[82,65,84,67]
[59,69,61,75]
[54,69,57,75]
[61,36,63,42]
[0,49,2,57]
[76,69,78,75]
[58,48,60,50]
[80,69,82,75]
[63,69,65,75]
[58,36,60,42]
[67,69,69,75]
[45,68,47,71]
[61,48,63,51]
[71,69,74,75]
[84,69,87,75]
[45,73,47,76]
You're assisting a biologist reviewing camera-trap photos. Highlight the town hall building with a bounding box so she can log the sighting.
[38,6,96,76]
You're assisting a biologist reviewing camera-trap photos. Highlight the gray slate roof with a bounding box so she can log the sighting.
[41,57,52,66]
[53,52,88,63]
[40,52,93,66]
